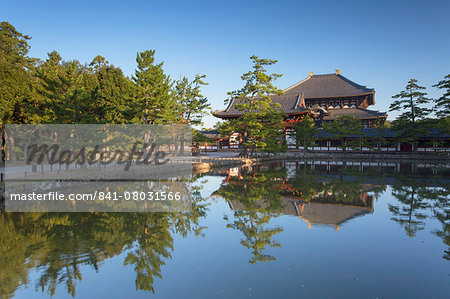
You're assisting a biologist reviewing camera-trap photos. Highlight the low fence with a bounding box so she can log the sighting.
[198,143,449,153]
[199,144,239,151]
[286,145,449,153]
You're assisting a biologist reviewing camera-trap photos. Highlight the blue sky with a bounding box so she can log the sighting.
[2,0,449,127]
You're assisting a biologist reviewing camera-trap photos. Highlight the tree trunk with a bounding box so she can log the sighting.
[1,122,5,167]
[179,139,185,155]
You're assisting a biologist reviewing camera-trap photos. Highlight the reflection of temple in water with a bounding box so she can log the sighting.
[227,193,374,231]
[221,165,378,231]
[292,197,373,231]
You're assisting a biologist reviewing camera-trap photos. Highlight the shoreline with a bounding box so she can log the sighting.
[191,152,450,173]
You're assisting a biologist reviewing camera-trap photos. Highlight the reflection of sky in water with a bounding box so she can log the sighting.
[8,171,450,298]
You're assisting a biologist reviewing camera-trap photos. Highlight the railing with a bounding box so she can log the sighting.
[286,145,447,153]
[216,144,240,150]
[198,143,449,154]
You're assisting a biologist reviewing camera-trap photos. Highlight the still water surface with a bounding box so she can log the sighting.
[1,161,449,298]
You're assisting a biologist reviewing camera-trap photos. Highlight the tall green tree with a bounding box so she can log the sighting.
[389,79,431,151]
[90,55,136,123]
[173,74,210,126]
[36,52,98,123]
[0,22,34,124]
[0,22,36,162]
[390,79,431,123]
[132,50,174,124]
[432,74,450,119]
[220,55,286,156]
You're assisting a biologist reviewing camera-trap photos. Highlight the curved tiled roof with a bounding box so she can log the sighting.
[212,94,308,117]
[213,72,382,119]
[284,73,374,99]
[324,108,387,120]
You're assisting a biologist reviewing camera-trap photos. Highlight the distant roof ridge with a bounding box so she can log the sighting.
[283,73,341,94]
[284,72,374,93]
[309,73,337,76]
[283,75,312,93]
[336,74,373,91]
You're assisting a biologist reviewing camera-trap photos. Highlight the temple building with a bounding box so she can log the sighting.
[213,70,387,128]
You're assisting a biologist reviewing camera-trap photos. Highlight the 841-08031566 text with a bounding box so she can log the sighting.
[9,191,182,201]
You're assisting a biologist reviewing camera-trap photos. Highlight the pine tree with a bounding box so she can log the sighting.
[173,74,210,126]
[0,22,34,124]
[132,50,174,124]
[0,22,35,162]
[90,56,135,123]
[390,79,431,123]
[433,74,450,119]
[36,52,97,123]
[389,79,431,151]
[221,55,286,156]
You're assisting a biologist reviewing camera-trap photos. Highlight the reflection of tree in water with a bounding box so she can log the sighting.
[217,167,285,264]
[217,164,385,263]
[125,184,208,293]
[285,163,323,202]
[124,214,173,293]
[429,186,450,261]
[388,174,450,260]
[227,210,283,264]
[389,177,432,237]
[286,162,385,205]
[0,213,38,299]
[433,203,450,261]
[291,164,449,261]
[219,162,450,264]
[0,180,208,298]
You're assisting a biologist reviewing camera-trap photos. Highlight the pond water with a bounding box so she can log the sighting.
[1,161,449,298]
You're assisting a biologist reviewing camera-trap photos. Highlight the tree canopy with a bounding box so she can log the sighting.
[433,74,450,119]
[0,22,210,127]
[219,55,287,156]
[323,115,363,151]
